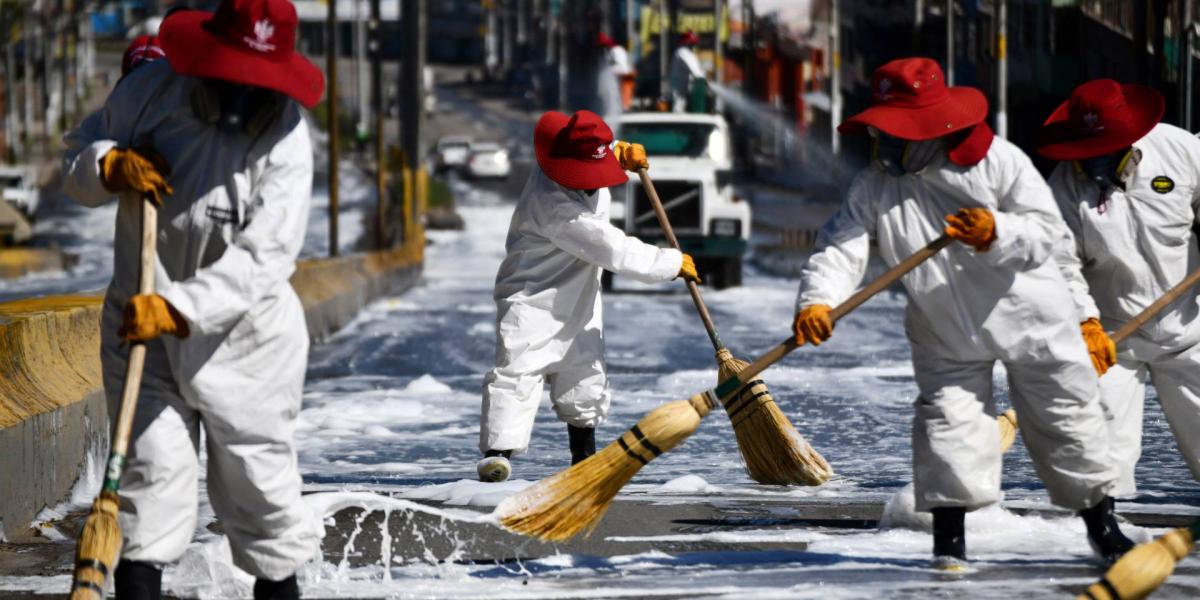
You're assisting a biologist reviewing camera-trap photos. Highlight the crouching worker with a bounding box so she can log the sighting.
[478,110,700,482]
[62,1,324,598]
[1039,80,1200,498]
[792,58,1132,568]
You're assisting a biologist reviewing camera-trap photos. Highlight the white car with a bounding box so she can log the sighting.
[434,135,474,173]
[465,142,511,180]
[0,165,39,218]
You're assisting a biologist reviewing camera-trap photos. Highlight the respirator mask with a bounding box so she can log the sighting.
[1075,147,1140,191]
[191,78,284,137]
[869,126,943,177]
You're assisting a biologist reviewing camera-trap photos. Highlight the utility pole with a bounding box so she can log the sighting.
[400,0,426,240]
[995,0,1007,138]
[714,0,723,86]
[370,0,387,248]
[22,5,32,152]
[354,0,368,144]
[831,0,841,156]
[626,0,634,54]
[945,0,954,85]
[558,7,568,110]
[327,0,340,257]
[3,10,15,162]
[658,0,668,99]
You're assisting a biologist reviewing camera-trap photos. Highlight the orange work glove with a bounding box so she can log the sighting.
[1080,318,1116,376]
[615,140,649,172]
[118,294,190,342]
[793,304,833,346]
[100,146,173,206]
[943,207,996,252]
[677,253,701,284]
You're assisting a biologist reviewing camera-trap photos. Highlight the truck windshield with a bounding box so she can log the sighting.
[620,123,719,159]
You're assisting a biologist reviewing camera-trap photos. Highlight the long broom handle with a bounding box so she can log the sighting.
[1110,266,1200,344]
[636,167,723,350]
[712,234,953,400]
[102,198,157,493]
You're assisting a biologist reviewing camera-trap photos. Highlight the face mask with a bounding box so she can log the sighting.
[869,127,943,177]
[1075,147,1140,189]
[192,79,283,136]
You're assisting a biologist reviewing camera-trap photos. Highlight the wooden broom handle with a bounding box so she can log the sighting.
[106,199,157,482]
[1110,266,1200,344]
[636,167,723,350]
[714,234,953,399]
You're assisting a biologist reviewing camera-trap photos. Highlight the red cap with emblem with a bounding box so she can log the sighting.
[838,57,988,141]
[678,31,700,46]
[1035,79,1163,161]
[534,110,628,190]
[158,0,325,108]
[122,35,166,76]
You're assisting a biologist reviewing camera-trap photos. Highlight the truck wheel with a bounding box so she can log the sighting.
[712,258,742,290]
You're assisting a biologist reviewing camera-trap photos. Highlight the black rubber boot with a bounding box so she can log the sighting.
[114,560,162,600]
[931,507,967,568]
[568,425,596,465]
[254,575,300,600]
[484,449,512,459]
[1079,496,1135,566]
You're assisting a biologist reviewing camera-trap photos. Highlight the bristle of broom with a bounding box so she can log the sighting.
[496,393,713,541]
[716,349,833,485]
[1077,527,1194,600]
[998,409,1018,454]
[70,490,122,600]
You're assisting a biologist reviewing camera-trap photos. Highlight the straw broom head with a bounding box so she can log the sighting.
[496,393,713,541]
[715,349,833,485]
[70,490,122,600]
[998,409,1017,454]
[1077,527,1194,600]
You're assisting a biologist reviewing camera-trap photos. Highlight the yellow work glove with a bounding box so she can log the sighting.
[100,146,173,206]
[943,207,996,252]
[615,140,649,172]
[677,253,701,283]
[118,294,190,342]
[1080,317,1116,376]
[793,304,833,346]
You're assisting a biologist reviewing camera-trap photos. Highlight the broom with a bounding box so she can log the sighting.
[1073,265,1200,600]
[497,234,954,541]
[635,167,831,486]
[70,198,158,599]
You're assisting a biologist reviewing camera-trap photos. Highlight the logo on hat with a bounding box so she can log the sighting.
[1082,112,1104,133]
[245,19,276,52]
[592,145,608,160]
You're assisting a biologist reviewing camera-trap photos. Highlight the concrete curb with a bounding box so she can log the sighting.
[0,236,423,542]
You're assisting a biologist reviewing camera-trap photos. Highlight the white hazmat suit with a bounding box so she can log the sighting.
[480,167,682,454]
[797,136,1118,512]
[63,60,320,579]
[1050,123,1200,496]
[668,46,704,113]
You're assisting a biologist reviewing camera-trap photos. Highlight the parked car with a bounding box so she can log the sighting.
[465,142,511,180]
[434,135,474,173]
[0,165,39,218]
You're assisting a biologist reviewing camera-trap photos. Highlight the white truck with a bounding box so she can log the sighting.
[611,112,751,289]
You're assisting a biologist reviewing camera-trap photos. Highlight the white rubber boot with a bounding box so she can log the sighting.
[477,455,512,483]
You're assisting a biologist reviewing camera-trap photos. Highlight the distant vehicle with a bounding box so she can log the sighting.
[434,135,474,173]
[613,112,751,289]
[0,166,39,218]
[465,142,511,180]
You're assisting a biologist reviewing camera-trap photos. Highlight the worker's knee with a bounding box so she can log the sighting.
[551,369,610,428]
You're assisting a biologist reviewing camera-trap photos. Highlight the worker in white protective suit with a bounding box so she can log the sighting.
[792,58,1131,569]
[1037,79,1200,499]
[668,31,705,113]
[62,2,324,598]
[597,32,635,112]
[477,110,700,482]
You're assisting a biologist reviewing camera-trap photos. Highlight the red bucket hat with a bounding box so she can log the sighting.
[1035,79,1164,161]
[122,35,166,76]
[534,110,628,190]
[158,0,325,109]
[596,32,618,48]
[838,58,987,141]
[679,31,700,46]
